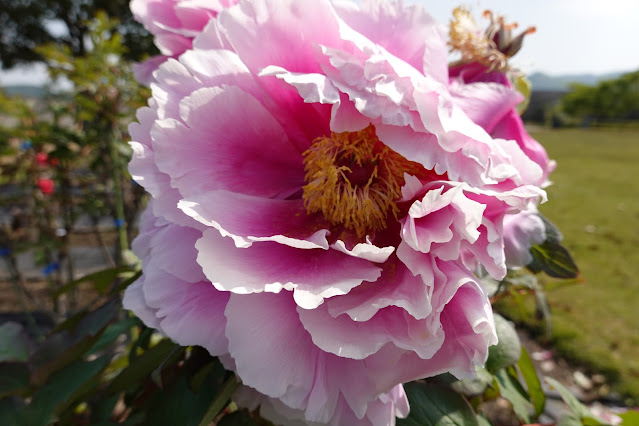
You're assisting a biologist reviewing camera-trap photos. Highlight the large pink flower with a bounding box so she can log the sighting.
[125,0,547,424]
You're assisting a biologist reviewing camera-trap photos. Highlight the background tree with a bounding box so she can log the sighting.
[0,0,156,69]
[560,70,639,123]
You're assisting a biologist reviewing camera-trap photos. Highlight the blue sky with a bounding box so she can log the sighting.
[1,0,637,85]
[419,0,639,75]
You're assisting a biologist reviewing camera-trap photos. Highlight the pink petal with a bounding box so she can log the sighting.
[335,0,448,84]
[195,229,382,309]
[503,207,546,267]
[151,86,304,200]
[325,257,434,321]
[449,81,524,134]
[224,292,325,410]
[219,0,341,150]
[178,190,330,249]
[122,278,161,330]
[298,303,445,360]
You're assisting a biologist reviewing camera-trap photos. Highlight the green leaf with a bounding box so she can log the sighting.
[557,413,584,426]
[619,410,639,425]
[106,338,177,395]
[23,357,109,425]
[528,241,579,278]
[486,314,521,372]
[143,371,228,426]
[514,75,532,115]
[218,410,260,426]
[545,377,605,423]
[198,374,239,426]
[0,322,30,362]
[0,362,30,398]
[397,381,479,426]
[88,317,141,355]
[451,365,494,396]
[0,398,27,426]
[476,414,494,426]
[494,368,533,424]
[505,274,538,290]
[90,394,120,424]
[29,299,119,386]
[537,213,564,244]
[516,347,545,418]
[55,266,135,297]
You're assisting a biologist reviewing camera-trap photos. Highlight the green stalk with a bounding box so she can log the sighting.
[198,374,239,426]
[3,256,43,340]
[110,127,129,265]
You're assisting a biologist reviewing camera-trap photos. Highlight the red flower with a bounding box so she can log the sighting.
[37,178,55,195]
[35,152,48,165]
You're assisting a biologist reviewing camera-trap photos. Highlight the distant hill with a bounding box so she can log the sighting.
[1,85,46,98]
[2,70,634,98]
[528,71,627,91]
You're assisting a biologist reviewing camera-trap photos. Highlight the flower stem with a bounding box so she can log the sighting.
[198,374,239,426]
[110,128,129,265]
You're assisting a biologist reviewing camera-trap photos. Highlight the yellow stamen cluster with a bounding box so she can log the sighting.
[449,7,536,71]
[302,125,421,238]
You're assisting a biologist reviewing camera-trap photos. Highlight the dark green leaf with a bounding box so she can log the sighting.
[0,398,27,426]
[218,410,260,426]
[0,362,30,398]
[144,370,233,426]
[528,241,579,278]
[55,266,135,297]
[107,338,177,395]
[90,394,120,424]
[88,317,140,355]
[397,381,478,426]
[198,374,239,426]
[0,322,30,362]
[494,368,533,424]
[486,314,521,372]
[537,213,564,244]
[23,357,109,425]
[29,299,119,386]
[517,347,545,418]
[116,270,143,293]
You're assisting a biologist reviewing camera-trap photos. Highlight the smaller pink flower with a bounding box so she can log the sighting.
[448,62,554,183]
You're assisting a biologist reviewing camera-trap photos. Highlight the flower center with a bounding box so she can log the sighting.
[302,125,423,238]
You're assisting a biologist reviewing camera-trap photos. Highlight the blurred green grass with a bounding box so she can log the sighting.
[503,128,639,403]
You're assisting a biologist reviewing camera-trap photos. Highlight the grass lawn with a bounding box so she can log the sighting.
[502,128,639,403]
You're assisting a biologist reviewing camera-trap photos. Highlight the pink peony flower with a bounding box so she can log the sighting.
[130,0,239,83]
[446,7,554,182]
[448,62,555,182]
[125,0,547,424]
